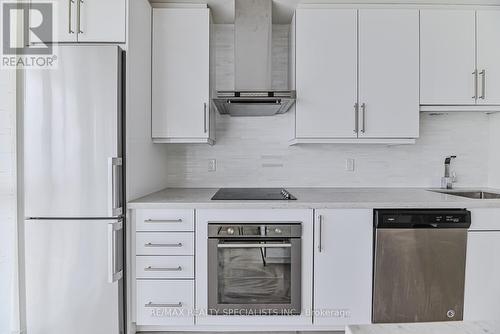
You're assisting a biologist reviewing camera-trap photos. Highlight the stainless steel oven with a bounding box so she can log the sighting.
[208,222,302,316]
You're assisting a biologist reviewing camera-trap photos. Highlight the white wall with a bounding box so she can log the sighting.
[162,25,494,188]
[0,69,18,333]
[488,112,500,188]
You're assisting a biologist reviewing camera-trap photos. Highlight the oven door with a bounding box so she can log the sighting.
[208,238,301,315]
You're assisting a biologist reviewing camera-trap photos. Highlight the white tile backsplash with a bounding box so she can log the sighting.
[164,112,491,188]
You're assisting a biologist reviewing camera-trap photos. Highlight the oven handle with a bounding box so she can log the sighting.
[217,243,292,248]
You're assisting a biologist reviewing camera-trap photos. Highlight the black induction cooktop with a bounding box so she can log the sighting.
[211,188,297,200]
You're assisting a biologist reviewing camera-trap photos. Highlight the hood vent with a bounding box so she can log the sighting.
[212,0,296,117]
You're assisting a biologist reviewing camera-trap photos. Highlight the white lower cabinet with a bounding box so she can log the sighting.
[314,209,373,326]
[464,209,500,320]
[136,280,195,326]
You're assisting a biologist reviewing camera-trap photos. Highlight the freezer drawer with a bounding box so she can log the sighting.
[136,280,194,326]
[136,256,194,279]
[24,219,123,334]
[135,209,194,232]
[136,232,194,255]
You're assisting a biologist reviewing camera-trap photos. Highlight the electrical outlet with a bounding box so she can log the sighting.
[345,159,355,172]
[208,159,217,172]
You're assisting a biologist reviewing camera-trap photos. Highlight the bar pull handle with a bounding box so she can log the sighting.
[145,302,183,308]
[360,103,366,134]
[68,0,75,34]
[107,220,123,283]
[217,243,292,248]
[354,103,359,134]
[204,102,208,133]
[145,266,182,272]
[108,157,123,216]
[144,242,183,248]
[77,0,83,34]
[144,219,183,223]
[472,70,478,99]
[479,70,486,99]
[318,214,323,253]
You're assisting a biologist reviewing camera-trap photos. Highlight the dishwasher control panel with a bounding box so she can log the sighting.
[374,209,471,228]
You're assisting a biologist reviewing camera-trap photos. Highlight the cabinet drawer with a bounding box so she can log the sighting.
[135,209,194,232]
[136,256,194,279]
[136,280,194,326]
[470,208,500,231]
[136,232,194,255]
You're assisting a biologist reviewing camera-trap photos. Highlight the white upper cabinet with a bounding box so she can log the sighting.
[293,7,419,144]
[476,10,500,105]
[152,7,214,144]
[358,9,419,138]
[314,209,373,327]
[295,9,358,139]
[76,0,126,43]
[31,0,125,43]
[420,10,476,105]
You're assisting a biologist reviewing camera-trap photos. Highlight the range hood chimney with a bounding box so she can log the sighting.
[212,0,296,117]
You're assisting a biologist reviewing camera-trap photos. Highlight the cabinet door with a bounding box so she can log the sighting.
[477,10,500,105]
[30,0,77,43]
[76,0,126,43]
[358,9,419,138]
[152,8,210,140]
[295,9,358,138]
[464,231,500,320]
[314,209,373,326]
[420,10,476,105]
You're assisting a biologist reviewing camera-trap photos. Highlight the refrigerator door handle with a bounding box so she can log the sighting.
[108,220,123,283]
[108,157,123,217]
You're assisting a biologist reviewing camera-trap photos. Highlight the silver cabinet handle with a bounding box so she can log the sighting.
[109,157,122,216]
[145,302,183,308]
[145,266,182,272]
[144,242,183,248]
[107,220,123,283]
[217,243,292,248]
[472,70,478,99]
[360,103,366,134]
[144,219,183,223]
[68,0,75,34]
[204,102,208,133]
[77,0,83,34]
[318,214,323,253]
[480,70,486,99]
[353,103,359,134]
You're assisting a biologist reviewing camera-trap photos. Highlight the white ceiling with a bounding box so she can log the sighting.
[151,0,500,24]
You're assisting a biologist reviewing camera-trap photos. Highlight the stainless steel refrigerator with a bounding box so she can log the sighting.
[23,45,125,334]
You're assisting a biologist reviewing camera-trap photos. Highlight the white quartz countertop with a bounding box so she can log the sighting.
[346,321,500,334]
[128,187,500,209]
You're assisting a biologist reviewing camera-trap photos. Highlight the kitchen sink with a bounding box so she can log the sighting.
[430,190,500,199]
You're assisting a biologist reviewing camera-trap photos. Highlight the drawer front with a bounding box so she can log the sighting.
[136,280,194,326]
[470,209,500,231]
[136,232,194,256]
[136,256,194,279]
[135,209,194,232]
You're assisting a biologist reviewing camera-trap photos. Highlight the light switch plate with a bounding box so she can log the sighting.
[208,159,217,172]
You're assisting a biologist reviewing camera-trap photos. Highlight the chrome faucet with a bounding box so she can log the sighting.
[441,155,457,189]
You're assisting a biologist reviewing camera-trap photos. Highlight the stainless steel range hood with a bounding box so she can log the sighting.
[212,0,296,117]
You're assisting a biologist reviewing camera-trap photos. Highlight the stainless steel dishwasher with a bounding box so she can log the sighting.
[372,209,471,323]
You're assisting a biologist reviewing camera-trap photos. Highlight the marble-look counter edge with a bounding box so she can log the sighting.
[127,187,500,210]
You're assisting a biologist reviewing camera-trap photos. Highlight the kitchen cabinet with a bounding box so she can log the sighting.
[420,10,476,105]
[314,209,373,327]
[464,209,500,320]
[295,9,358,139]
[421,9,500,107]
[30,0,125,43]
[476,10,500,105]
[292,8,419,144]
[152,7,214,144]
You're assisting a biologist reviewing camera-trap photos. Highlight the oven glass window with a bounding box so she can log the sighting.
[217,241,292,305]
